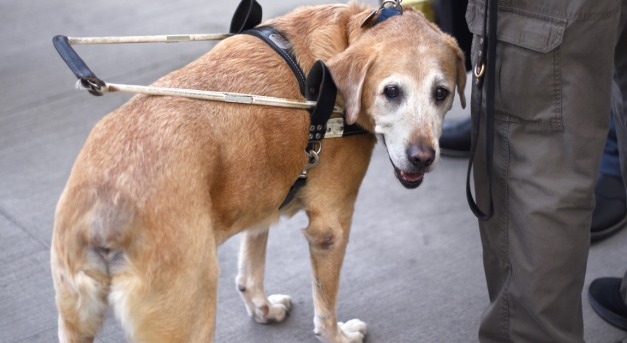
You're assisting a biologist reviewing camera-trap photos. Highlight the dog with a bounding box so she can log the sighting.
[51,2,466,342]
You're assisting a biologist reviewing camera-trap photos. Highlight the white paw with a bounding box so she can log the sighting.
[268,294,292,312]
[253,294,292,324]
[338,319,367,343]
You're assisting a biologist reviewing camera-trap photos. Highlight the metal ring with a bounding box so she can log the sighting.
[304,150,320,170]
[79,78,105,96]
[380,0,403,13]
[308,140,322,155]
[474,63,485,78]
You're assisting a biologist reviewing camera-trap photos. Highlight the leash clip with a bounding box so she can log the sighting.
[299,149,320,179]
[361,0,403,27]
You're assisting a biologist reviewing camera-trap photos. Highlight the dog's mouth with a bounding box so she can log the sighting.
[381,137,426,189]
[393,166,424,189]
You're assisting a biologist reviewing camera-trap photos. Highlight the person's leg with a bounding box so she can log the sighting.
[611,0,627,313]
[435,0,471,71]
[436,0,473,158]
[466,0,620,341]
[588,0,627,333]
[600,117,621,178]
[591,115,627,242]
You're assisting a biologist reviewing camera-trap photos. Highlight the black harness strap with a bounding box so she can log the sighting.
[279,60,339,208]
[243,27,308,96]
[466,0,497,221]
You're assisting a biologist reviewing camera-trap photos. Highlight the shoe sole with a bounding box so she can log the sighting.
[591,213,627,243]
[588,288,627,331]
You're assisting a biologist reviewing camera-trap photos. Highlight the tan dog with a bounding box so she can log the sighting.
[51,2,466,342]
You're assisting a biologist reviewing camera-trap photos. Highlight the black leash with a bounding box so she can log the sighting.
[466,0,497,221]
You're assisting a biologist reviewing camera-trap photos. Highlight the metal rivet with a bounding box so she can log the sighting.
[315,133,321,139]
[310,125,315,132]
[317,125,323,131]
[308,134,314,140]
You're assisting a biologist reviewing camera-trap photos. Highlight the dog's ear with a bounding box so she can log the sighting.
[327,49,377,125]
[444,35,467,109]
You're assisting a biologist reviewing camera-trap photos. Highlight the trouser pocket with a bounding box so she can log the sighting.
[467,3,566,130]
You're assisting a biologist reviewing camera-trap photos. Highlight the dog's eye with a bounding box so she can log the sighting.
[434,87,449,102]
[384,85,400,99]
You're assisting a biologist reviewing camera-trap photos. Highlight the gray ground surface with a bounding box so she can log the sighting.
[1,1,626,342]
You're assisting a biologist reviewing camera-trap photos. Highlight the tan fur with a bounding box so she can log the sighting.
[51,3,466,343]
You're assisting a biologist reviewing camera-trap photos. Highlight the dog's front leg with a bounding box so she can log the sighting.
[303,215,367,343]
[236,228,292,324]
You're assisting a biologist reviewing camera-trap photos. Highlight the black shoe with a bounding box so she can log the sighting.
[439,117,471,158]
[591,174,627,242]
[589,277,627,331]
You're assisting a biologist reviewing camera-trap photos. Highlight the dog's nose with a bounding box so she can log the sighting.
[407,145,435,168]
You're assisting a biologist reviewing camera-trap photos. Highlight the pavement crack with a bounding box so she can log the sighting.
[0,206,50,250]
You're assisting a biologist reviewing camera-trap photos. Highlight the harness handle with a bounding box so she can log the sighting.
[230,0,262,34]
[52,35,105,96]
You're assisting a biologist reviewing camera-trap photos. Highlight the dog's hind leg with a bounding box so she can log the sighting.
[51,257,109,343]
[236,228,292,324]
[51,232,110,343]
[109,215,219,343]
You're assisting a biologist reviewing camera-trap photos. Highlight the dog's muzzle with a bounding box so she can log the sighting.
[395,144,436,188]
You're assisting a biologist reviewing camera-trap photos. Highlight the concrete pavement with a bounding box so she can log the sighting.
[1,0,626,342]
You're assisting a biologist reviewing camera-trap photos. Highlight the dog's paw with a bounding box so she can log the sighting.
[268,294,292,313]
[338,319,367,343]
[252,294,292,324]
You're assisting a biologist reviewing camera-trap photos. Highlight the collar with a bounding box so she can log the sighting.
[373,6,402,26]
[361,1,403,28]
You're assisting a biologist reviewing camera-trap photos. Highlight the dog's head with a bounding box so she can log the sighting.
[328,7,466,189]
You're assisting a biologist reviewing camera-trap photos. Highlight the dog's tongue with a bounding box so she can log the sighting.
[401,171,424,182]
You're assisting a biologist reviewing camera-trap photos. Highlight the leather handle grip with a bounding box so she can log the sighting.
[52,35,105,95]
